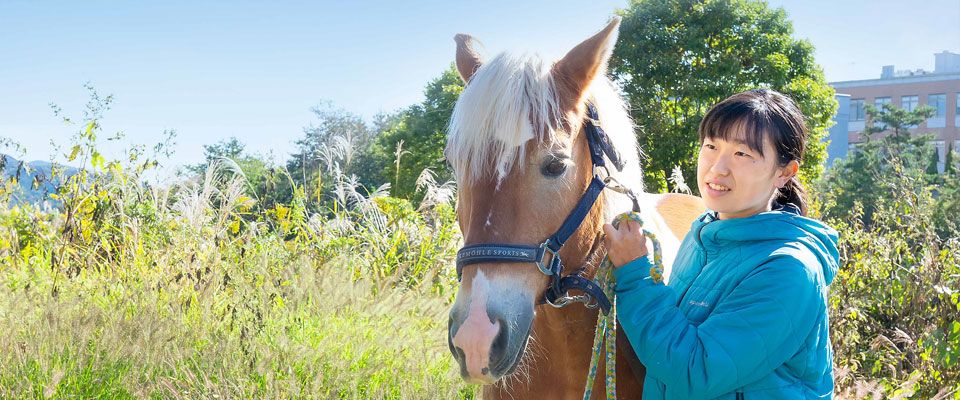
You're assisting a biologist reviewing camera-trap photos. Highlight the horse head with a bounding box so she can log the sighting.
[445,18,645,386]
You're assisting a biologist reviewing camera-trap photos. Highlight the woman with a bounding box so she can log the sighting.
[604,89,839,399]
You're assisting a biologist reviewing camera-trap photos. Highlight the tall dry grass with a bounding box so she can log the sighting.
[0,97,474,398]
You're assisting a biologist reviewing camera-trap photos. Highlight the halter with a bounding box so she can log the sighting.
[455,104,639,315]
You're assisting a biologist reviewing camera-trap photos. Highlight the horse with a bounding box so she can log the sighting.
[444,18,706,399]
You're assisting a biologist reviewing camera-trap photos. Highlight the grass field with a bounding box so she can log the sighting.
[1,114,957,398]
[0,146,476,398]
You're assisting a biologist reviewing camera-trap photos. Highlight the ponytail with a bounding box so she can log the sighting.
[773,176,808,216]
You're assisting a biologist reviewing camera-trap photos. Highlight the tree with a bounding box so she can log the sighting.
[818,103,939,226]
[287,103,371,180]
[945,142,955,175]
[926,146,940,176]
[283,67,461,206]
[189,136,277,208]
[365,65,463,199]
[286,103,373,209]
[861,103,934,143]
[189,137,246,174]
[611,0,836,193]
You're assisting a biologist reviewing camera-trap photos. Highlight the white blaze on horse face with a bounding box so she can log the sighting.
[452,270,499,382]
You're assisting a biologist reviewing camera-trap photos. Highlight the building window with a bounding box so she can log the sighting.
[956,94,960,128]
[929,94,946,116]
[873,97,892,129]
[874,97,892,112]
[850,99,865,121]
[901,95,919,112]
[927,94,948,128]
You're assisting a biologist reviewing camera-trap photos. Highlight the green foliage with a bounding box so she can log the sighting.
[946,142,955,175]
[366,65,463,199]
[282,103,379,213]
[0,91,474,398]
[611,0,836,193]
[927,145,942,175]
[818,103,957,235]
[289,102,374,180]
[819,155,960,397]
[280,65,461,208]
[861,103,935,138]
[189,136,281,212]
[192,136,247,171]
[816,102,959,397]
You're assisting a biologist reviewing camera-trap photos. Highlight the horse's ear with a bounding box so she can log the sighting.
[454,34,484,84]
[553,17,621,106]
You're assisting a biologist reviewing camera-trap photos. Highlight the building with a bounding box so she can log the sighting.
[826,51,960,172]
[825,94,850,166]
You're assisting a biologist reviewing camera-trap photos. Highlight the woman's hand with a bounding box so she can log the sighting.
[602,220,649,268]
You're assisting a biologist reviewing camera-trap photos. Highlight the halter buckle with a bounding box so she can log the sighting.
[546,292,593,308]
[536,240,560,276]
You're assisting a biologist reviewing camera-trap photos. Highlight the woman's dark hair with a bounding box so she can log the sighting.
[698,89,809,216]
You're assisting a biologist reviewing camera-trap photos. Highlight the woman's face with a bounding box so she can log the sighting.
[696,126,798,220]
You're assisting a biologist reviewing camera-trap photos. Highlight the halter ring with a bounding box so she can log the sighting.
[593,164,611,180]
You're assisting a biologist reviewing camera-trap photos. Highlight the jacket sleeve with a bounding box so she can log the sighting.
[613,254,821,399]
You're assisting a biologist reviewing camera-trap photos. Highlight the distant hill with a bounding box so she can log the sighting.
[1,154,79,206]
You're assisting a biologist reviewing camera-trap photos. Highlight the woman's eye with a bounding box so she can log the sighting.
[704,143,716,150]
[542,159,567,177]
[735,151,750,157]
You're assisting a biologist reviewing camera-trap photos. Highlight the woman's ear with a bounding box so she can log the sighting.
[778,160,800,187]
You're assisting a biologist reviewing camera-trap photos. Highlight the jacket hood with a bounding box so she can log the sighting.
[696,203,840,285]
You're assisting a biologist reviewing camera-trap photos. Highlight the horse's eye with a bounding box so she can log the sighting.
[542,158,567,177]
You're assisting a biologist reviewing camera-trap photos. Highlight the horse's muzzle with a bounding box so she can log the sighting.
[448,296,534,383]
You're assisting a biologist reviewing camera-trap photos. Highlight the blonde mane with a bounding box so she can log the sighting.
[445,51,644,216]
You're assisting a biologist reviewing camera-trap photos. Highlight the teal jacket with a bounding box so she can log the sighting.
[613,203,839,399]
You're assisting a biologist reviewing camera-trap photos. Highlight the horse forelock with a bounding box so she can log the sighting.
[445,52,561,185]
[445,50,644,217]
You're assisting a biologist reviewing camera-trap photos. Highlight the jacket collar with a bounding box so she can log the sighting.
[695,202,803,251]
[701,201,800,222]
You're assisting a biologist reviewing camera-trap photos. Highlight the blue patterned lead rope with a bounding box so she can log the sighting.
[582,212,664,400]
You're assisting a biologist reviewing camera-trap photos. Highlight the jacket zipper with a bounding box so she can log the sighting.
[677,217,712,304]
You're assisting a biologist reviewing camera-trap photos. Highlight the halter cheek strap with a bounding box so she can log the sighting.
[454,104,627,315]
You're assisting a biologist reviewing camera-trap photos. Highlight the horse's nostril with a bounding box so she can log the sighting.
[488,317,509,371]
[448,315,474,378]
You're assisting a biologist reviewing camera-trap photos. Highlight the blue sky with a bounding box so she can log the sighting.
[2,0,959,171]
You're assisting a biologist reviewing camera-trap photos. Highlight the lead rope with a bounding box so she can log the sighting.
[582,212,664,400]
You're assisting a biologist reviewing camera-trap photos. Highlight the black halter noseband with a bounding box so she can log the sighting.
[455,104,636,315]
